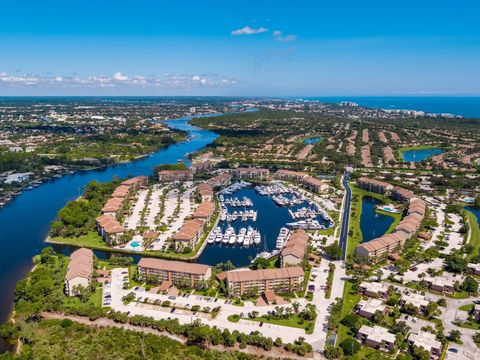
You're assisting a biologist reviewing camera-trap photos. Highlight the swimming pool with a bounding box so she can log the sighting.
[130,241,141,248]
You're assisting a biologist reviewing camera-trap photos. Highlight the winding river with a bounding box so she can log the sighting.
[0,117,218,325]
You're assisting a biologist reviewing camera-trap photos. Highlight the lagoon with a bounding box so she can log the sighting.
[360,196,395,243]
[402,147,445,162]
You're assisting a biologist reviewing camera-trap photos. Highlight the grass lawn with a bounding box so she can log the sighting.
[227,315,240,323]
[325,264,335,299]
[465,209,480,261]
[456,320,480,330]
[453,291,470,299]
[459,304,474,312]
[63,287,103,310]
[249,314,315,334]
[336,282,361,345]
[50,231,107,248]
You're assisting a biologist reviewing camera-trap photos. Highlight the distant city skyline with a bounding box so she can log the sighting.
[1,0,479,96]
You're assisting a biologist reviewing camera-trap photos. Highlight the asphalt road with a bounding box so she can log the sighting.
[339,171,352,259]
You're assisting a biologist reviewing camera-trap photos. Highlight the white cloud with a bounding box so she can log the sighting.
[272,30,298,42]
[113,72,128,81]
[0,71,237,90]
[231,26,268,36]
[276,34,297,42]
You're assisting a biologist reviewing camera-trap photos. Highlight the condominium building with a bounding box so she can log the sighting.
[355,232,408,260]
[95,215,125,245]
[225,267,304,296]
[197,182,214,202]
[137,258,211,288]
[280,229,309,266]
[65,248,94,296]
[120,175,149,190]
[276,169,329,193]
[101,197,125,217]
[355,180,426,261]
[391,186,416,202]
[357,177,392,195]
[172,218,205,250]
[234,167,269,180]
[158,169,193,182]
[207,172,232,188]
[276,169,308,182]
[192,201,215,221]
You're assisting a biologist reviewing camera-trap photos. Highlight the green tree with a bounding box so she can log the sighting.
[324,241,343,260]
[461,276,478,294]
[411,345,430,360]
[340,338,360,356]
[447,330,461,343]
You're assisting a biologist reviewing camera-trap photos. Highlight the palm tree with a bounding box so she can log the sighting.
[292,301,300,313]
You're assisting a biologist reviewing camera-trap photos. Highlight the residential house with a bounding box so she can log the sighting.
[398,293,430,313]
[357,325,396,351]
[407,331,442,359]
[359,281,390,300]
[356,298,388,319]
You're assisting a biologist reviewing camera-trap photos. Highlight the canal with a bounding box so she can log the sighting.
[0,116,218,326]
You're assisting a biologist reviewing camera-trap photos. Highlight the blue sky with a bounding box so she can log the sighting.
[0,0,479,96]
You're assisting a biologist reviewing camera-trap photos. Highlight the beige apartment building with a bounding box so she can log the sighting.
[138,258,211,288]
[225,267,304,296]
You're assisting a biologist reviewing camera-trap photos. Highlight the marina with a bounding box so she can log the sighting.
[199,182,333,267]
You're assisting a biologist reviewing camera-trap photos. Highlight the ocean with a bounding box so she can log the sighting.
[302,96,480,118]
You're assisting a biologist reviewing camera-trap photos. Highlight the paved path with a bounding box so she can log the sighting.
[338,171,351,259]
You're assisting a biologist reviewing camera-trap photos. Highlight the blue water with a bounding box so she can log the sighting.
[304,137,322,144]
[466,207,480,230]
[360,197,394,243]
[0,116,218,324]
[303,96,480,118]
[402,148,445,162]
[198,187,330,267]
[130,241,141,248]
